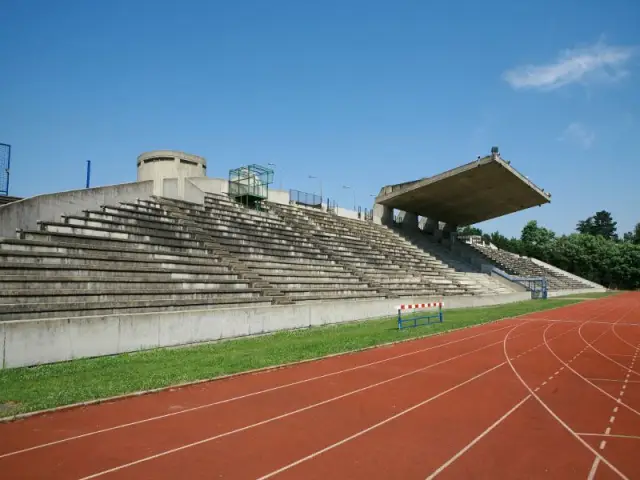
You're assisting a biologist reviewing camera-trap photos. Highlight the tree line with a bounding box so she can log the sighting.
[458,211,640,290]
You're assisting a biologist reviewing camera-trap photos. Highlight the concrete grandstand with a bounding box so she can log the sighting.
[0,148,603,369]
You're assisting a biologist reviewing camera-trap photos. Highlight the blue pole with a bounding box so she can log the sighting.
[86,160,91,188]
[5,144,11,196]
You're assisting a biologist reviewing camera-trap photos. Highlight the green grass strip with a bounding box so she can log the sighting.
[555,291,619,299]
[0,298,580,418]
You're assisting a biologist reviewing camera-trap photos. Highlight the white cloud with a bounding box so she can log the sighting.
[559,122,595,149]
[503,39,636,90]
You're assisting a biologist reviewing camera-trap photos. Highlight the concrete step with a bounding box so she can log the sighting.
[0,276,254,291]
[0,238,221,263]
[289,292,386,303]
[0,251,230,273]
[0,296,273,321]
[0,263,239,280]
[0,288,262,304]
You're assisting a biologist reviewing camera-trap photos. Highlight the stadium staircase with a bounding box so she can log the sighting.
[389,228,516,296]
[462,242,595,291]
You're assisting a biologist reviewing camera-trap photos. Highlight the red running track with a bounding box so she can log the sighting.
[1,292,640,479]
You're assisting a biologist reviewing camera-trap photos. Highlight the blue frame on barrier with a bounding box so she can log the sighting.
[397,302,444,330]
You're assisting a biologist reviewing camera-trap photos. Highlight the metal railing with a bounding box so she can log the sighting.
[290,189,322,208]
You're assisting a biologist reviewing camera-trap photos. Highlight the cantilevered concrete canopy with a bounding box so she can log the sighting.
[375,154,551,227]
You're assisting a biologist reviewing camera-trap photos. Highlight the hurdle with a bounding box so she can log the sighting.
[397,302,444,330]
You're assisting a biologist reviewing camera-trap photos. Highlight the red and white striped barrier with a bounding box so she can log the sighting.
[396,302,444,311]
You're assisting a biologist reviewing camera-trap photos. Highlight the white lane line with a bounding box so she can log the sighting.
[543,323,640,418]
[579,433,640,440]
[255,364,512,480]
[77,325,525,480]
[0,321,520,460]
[510,324,629,480]
[588,457,601,480]
[424,396,531,480]
[526,319,640,327]
[586,305,640,479]
[586,378,640,384]
[578,324,640,379]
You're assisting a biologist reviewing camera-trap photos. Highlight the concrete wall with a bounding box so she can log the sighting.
[137,151,207,195]
[187,177,226,195]
[1,291,531,369]
[162,178,206,205]
[0,181,155,237]
[547,288,606,298]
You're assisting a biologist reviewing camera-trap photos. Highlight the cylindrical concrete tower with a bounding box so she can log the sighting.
[137,150,207,183]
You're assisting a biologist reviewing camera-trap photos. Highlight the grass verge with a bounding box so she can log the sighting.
[0,298,580,418]
[556,291,619,299]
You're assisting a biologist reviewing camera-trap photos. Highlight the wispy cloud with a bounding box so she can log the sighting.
[559,122,595,149]
[503,39,636,91]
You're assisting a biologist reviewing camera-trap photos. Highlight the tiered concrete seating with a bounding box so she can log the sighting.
[0,202,273,320]
[270,203,504,297]
[392,228,517,295]
[467,242,592,291]
[151,194,386,303]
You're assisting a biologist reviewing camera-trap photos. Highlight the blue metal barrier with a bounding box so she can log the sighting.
[490,267,548,299]
[397,302,444,330]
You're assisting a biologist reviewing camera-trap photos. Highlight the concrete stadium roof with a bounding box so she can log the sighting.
[375,154,551,226]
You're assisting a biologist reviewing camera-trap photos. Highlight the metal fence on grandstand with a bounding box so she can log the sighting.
[290,189,322,208]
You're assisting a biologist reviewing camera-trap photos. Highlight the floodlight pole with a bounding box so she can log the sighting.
[343,185,355,210]
[309,175,322,200]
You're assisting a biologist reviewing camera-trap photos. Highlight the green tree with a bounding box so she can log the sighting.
[622,223,640,245]
[576,210,618,240]
[457,225,483,236]
[520,220,555,261]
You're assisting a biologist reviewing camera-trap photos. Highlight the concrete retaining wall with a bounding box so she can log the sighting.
[0,181,155,237]
[547,288,606,298]
[1,292,530,369]
[529,257,604,289]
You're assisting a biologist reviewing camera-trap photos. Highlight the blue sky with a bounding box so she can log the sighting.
[1,0,639,238]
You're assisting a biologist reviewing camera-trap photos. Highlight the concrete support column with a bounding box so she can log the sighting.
[424,217,438,235]
[402,212,420,232]
[443,223,458,239]
[373,203,393,227]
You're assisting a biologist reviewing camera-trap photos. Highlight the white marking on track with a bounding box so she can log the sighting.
[518,322,630,480]
[587,457,601,480]
[579,432,640,440]
[255,364,512,480]
[77,325,528,480]
[424,396,531,480]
